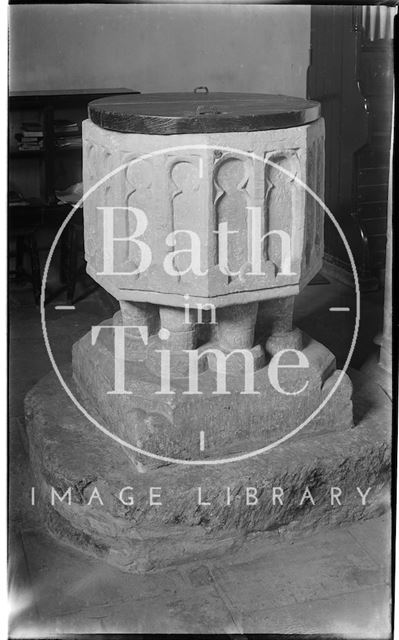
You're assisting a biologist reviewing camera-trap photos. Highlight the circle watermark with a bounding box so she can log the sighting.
[41,143,360,466]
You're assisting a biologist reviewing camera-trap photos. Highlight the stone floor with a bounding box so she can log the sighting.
[8,273,391,637]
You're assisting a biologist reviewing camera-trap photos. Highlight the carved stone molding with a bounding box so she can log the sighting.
[82,118,325,308]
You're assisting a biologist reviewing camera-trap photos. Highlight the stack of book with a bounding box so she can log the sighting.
[15,121,43,151]
[55,119,81,149]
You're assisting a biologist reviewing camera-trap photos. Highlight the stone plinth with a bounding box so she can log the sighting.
[24,367,390,573]
[72,316,352,470]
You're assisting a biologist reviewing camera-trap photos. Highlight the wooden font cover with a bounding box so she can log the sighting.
[88,90,320,135]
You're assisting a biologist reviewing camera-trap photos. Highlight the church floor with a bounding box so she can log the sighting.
[8,275,391,637]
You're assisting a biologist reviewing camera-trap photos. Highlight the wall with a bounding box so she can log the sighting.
[9,4,310,97]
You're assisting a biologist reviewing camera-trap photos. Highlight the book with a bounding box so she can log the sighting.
[15,133,43,143]
[21,121,42,133]
[55,136,81,148]
[20,130,43,138]
[18,144,43,151]
[54,119,79,134]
